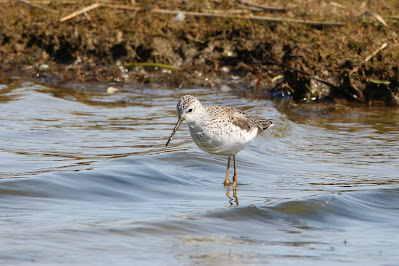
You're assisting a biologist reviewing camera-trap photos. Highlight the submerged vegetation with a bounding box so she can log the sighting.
[1,0,398,105]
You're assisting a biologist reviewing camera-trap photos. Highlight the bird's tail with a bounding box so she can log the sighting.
[261,119,273,130]
[254,117,273,130]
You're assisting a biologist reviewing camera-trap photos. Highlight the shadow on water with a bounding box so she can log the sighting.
[0,77,398,264]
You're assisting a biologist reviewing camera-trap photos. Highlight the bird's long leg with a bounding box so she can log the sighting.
[232,155,238,189]
[224,156,231,187]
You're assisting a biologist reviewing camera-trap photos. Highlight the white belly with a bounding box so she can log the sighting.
[188,122,258,156]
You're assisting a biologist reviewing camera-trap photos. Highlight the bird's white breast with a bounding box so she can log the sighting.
[188,120,258,156]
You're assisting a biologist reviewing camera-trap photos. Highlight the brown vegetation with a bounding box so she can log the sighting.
[1,0,398,105]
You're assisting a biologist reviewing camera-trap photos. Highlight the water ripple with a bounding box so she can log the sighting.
[0,79,399,264]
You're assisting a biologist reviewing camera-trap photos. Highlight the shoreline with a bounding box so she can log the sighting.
[1,0,398,105]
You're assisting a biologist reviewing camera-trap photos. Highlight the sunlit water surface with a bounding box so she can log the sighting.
[0,78,398,265]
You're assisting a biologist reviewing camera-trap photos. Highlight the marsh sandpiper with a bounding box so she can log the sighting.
[166,95,273,189]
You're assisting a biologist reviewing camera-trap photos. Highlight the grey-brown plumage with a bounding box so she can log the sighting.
[166,95,273,189]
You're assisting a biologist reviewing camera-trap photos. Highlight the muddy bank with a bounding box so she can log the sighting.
[1,0,398,105]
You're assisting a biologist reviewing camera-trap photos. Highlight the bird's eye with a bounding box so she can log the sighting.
[188,108,193,113]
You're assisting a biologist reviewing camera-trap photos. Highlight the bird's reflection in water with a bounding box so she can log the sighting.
[226,188,239,207]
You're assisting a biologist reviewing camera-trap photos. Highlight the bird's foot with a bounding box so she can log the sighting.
[224,180,232,187]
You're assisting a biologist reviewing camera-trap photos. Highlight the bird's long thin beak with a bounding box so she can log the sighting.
[165,118,183,147]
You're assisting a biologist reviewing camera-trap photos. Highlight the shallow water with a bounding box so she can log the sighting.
[0,77,398,265]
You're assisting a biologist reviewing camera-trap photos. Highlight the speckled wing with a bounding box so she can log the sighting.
[229,110,252,132]
[232,110,273,133]
[230,108,265,132]
[205,105,272,133]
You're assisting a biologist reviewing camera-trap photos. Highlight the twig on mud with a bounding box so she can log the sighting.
[104,4,139,11]
[154,9,345,27]
[348,42,388,99]
[330,2,346,8]
[125,62,183,71]
[60,3,102,22]
[104,5,345,27]
[17,0,56,13]
[238,0,288,12]
[273,62,339,89]
[362,10,389,28]
[106,5,245,15]
[349,42,388,77]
